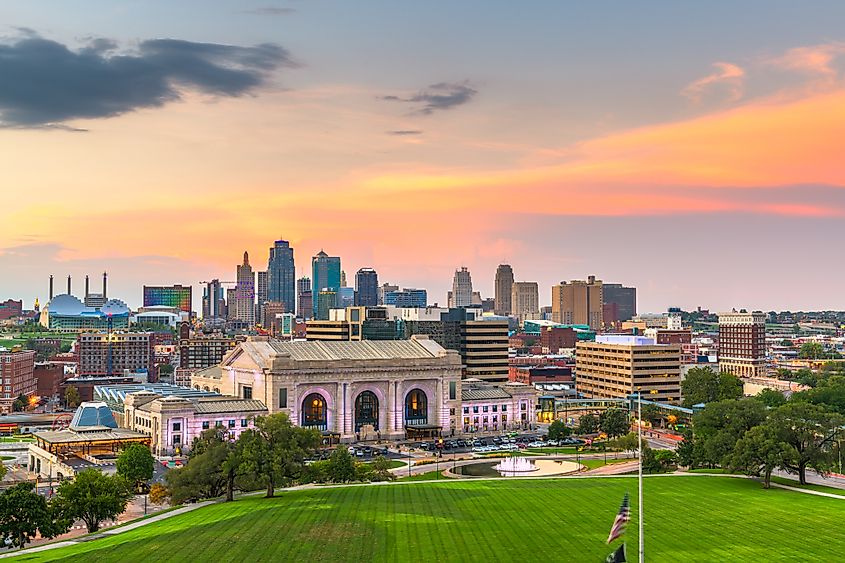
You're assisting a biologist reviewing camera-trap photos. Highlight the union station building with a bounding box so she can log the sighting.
[191,336,465,442]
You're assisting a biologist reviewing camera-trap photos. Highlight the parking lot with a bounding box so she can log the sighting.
[406,434,586,455]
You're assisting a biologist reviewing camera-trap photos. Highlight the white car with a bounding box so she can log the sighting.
[472,446,485,453]
[528,441,545,448]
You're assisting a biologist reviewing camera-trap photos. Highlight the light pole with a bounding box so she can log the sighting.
[637,391,644,563]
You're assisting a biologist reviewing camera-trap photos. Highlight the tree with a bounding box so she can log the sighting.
[0,483,66,549]
[369,456,396,482]
[325,447,357,483]
[767,402,844,485]
[780,339,794,347]
[681,368,743,407]
[792,376,845,415]
[691,399,767,468]
[577,414,598,435]
[754,388,787,409]
[612,432,639,455]
[794,368,818,388]
[116,444,155,493]
[238,413,320,498]
[148,483,169,505]
[599,408,629,438]
[640,403,663,427]
[675,429,695,468]
[64,386,81,409]
[54,470,132,533]
[641,445,676,474]
[729,425,793,488]
[11,394,28,413]
[547,419,571,441]
[167,429,239,503]
[158,364,175,377]
[799,342,825,360]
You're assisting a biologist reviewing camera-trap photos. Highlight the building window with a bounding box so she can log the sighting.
[501,405,507,412]
[492,405,498,413]
[473,406,479,414]
[449,381,457,400]
[449,408,455,416]
[202,421,209,430]
[243,386,252,400]
[279,388,288,409]
[482,406,488,413]
[172,422,181,432]
[173,434,181,445]
[302,393,327,430]
[404,389,428,426]
[354,391,379,431]
[241,419,248,427]
[463,407,469,414]
[228,420,235,428]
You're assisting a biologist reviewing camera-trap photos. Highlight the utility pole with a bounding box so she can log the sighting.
[638,391,644,563]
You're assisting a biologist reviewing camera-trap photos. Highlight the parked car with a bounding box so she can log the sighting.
[420,442,431,451]
[528,441,545,448]
[517,442,527,449]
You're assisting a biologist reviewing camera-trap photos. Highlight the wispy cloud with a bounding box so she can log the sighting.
[766,42,845,82]
[387,130,423,136]
[682,62,745,103]
[0,33,295,128]
[381,81,477,115]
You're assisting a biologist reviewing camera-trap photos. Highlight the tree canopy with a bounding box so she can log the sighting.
[0,483,66,549]
[54,470,132,533]
[599,408,629,438]
[681,367,743,407]
[116,444,155,493]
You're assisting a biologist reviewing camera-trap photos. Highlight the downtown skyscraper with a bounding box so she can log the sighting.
[234,251,256,325]
[267,239,295,314]
[312,250,341,319]
[355,268,378,307]
[494,264,514,315]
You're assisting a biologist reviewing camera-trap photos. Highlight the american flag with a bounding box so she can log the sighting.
[607,493,630,544]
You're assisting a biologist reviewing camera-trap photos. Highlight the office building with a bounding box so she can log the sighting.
[718,310,767,378]
[191,336,462,441]
[143,285,192,313]
[378,283,399,305]
[297,277,312,319]
[494,264,514,316]
[0,349,36,413]
[267,240,296,314]
[226,288,236,320]
[440,308,510,383]
[202,279,226,321]
[312,251,341,319]
[0,299,23,321]
[511,281,540,324]
[448,267,473,308]
[575,335,682,404]
[178,323,238,371]
[355,268,379,307]
[551,275,603,331]
[234,252,256,325]
[338,287,355,309]
[77,332,154,377]
[256,271,268,325]
[384,288,427,308]
[602,283,637,324]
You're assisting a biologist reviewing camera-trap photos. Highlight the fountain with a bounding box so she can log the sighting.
[493,456,539,477]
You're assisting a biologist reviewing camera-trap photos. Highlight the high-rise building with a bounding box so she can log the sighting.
[77,332,153,377]
[355,268,379,307]
[494,264,514,316]
[226,288,236,319]
[340,270,347,288]
[0,349,36,413]
[267,240,295,314]
[178,323,237,371]
[378,283,399,305]
[256,271,268,325]
[143,285,193,313]
[317,289,337,321]
[338,287,355,309]
[440,308,509,383]
[297,276,312,319]
[576,335,681,404]
[235,251,255,325]
[718,310,767,378]
[202,280,225,320]
[511,282,540,324]
[602,283,637,324]
[552,275,603,331]
[384,289,427,308]
[449,267,473,308]
[312,251,341,319]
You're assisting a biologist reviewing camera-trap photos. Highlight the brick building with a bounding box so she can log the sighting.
[0,349,37,412]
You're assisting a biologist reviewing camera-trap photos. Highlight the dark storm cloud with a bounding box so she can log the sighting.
[0,35,295,128]
[387,130,423,135]
[381,82,477,115]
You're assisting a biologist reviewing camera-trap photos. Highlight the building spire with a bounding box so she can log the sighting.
[243,251,249,266]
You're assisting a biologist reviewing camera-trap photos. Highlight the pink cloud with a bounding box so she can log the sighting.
[682,62,745,103]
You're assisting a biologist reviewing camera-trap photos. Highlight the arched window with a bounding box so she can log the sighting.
[354,391,379,431]
[302,393,327,430]
[404,389,428,426]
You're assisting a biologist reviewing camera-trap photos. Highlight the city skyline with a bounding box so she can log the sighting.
[3,2,845,311]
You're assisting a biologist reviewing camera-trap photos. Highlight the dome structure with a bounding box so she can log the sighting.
[47,294,87,316]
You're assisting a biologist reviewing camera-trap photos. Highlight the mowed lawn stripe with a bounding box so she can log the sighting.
[14,476,845,562]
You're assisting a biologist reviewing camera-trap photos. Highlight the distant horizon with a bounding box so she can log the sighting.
[3,2,845,313]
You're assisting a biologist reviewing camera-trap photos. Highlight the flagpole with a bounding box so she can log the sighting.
[638,391,644,563]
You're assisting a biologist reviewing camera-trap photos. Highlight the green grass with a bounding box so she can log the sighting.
[768,476,845,496]
[0,437,34,443]
[396,470,445,481]
[580,458,632,470]
[362,459,406,470]
[15,475,845,562]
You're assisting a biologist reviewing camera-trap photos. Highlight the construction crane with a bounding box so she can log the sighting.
[199,281,236,286]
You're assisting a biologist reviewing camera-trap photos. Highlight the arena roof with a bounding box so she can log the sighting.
[231,337,450,365]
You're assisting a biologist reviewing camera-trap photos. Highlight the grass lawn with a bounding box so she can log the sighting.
[0,437,34,443]
[580,458,632,470]
[15,475,845,562]
[397,470,445,481]
[768,476,845,496]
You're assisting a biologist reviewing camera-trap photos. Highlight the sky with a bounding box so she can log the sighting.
[2,1,845,313]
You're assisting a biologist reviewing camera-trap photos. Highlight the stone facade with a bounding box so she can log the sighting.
[191,336,463,442]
